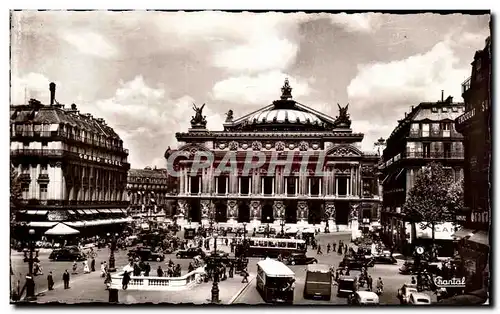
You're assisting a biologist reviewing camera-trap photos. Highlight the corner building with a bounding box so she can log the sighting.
[10,83,130,237]
[166,80,381,229]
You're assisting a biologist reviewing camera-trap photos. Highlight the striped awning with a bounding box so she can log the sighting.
[26,210,38,215]
[91,209,99,214]
[27,221,58,228]
[67,210,76,215]
[77,210,85,215]
[83,210,94,214]
[98,209,111,213]
[120,209,128,214]
[109,209,122,213]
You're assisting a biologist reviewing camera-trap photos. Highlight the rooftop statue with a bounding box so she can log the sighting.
[225,109,234,122]
[334,103,351,128]
[191,103,207,128]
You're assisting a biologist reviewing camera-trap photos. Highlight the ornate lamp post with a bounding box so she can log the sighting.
[107,232,118,272]
[25,228,36,301]
[211,232,220,303]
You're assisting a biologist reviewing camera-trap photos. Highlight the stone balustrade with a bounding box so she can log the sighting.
[110,266,205,291]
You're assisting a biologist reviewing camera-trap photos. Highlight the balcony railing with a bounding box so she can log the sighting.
[11,149,64,157]
[404,151,464,159]
[462,76,472,94]
[56,131,129,154]
[20,199,130,207]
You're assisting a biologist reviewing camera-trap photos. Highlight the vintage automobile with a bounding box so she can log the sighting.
[397,284,419,304]
[408,292,432,305]
[49,247,86,262]
[286,253,318,266]
[337,276,358,297]
[348,291,380,305]
[372,253,398,264]
[128,246,165,262]
[399,260,440,275]
[339,256,374,270]
[176,247,206,259]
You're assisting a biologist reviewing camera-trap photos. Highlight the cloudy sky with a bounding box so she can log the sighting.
[11,11,490,169]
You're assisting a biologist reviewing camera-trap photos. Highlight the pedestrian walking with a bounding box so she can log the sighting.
[63,270,70,289]
[104,272,112,290]
[72,261,78,274]
[411,276,417,285]
[122,271,131,290]
[241,268,249,283]
[157,266,164,277]
[145,262,151,276]
[229,262,234,279]
[327,243,331,253]
[332,242,337,251]
[337,245,343,255]
[90,257,96,272]
[83,261,90,274]
[47,271,54,290]
[100,262,106,277]
[367,275,373,291]
[317,244,322,255]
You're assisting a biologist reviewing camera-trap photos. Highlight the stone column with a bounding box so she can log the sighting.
[331,166,336,196]
[179,168,185,194]
[227,200,238,224]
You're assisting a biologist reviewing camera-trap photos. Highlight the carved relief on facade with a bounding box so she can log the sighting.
[275,141,285,151]
[312,143,319,150]
[298,141,309,151]
[218,143,226,150]
[252,141,262,151]
[349,204,360,221]
[227,200,238,218]
[265,143,272,150]
[325,202,336,219]
[250,200,261,219]
[200,199,211,218]
[361,165,374,176]
[328,145,360,157]
[240,143,249,150]
[228,141,239,151]
[288,143,295,150]
[273,200,285,219]
[297,201,308,219]
[334,165,351,174]
[177,199,188,216]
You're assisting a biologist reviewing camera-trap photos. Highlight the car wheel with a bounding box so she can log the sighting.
[156,257,161,262]
[291,261,296,265]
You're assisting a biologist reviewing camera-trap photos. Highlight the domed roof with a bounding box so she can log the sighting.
[247,108,323,126]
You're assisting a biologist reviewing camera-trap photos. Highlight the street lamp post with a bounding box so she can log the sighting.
[108,233,118,272]
[25,228,36,301]
[211,232,220,303]
[280,220,285,237]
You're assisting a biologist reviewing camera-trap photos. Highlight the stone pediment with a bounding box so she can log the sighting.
[326,144,362,157]
[176,143,211,157]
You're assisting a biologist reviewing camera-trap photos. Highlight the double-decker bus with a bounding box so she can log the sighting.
[235,237,306,258]
[256,258,295,304]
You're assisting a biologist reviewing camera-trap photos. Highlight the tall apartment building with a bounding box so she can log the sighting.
[455,36,491,292]
[10,83,131,237]
[126,166,177,219]
[380,96,465,255]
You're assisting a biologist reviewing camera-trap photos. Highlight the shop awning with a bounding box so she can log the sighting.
[76,210,86,215]
[451,228,475,239]
[91,209,99,214]
[67,210,76,215]
[468,230,489,247]
[109,209,122,213]
[394,168,405,180]
[381,173,392,184]
[27,221,58,228]
[120,209,128,214]
[45,222,80,236]
[83,210,94,214]
[26,210,38,215]
[98,209,111,213]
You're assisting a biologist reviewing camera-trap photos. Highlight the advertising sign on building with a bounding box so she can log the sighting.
[405,222,458,241]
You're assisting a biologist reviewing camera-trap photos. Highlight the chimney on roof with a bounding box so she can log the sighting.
[404,112,407,117]
[49,82,56,106]
[71,103,77,110]
[441,90,444,102]
[445,96,453,103]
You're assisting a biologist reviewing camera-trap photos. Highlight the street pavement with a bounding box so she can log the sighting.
[11,231,437,305]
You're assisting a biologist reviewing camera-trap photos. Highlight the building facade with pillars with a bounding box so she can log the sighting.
[10,83,130,237]
[455,36,491,292]
[127,167,177,219]
[165,79,381,229]
[379,96,465,253]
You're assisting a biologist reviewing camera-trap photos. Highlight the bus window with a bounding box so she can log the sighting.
[278,242,287,248]
[298,243,306,250]
[268,241,276,247]
[250,240,255,246]
[287,242,296,248]
[259,241,266,246]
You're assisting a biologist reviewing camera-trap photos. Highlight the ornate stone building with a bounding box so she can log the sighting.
[126,167,177,219]
[10,83,130,236]
[165,79,381,229]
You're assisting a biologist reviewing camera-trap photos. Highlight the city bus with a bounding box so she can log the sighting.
[235,237,306,258]
[303,264,332,300]
[256,258,295,304]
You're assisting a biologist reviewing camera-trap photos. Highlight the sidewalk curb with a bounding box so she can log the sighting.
[227,276,255,305]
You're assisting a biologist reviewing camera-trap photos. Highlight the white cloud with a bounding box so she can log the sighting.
[88,76,224,169]
[348,41,469,109]
[328,13,383,33]
[60,30,117,58]
[211,72,312,105]
[10,73,58,105]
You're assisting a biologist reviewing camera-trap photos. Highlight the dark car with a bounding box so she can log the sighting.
[49,247,86,262]
[176,247,206,259]
[128,247,165,262]
[339,257,374,270]
[287,253,318,266]
[373,254,397,264]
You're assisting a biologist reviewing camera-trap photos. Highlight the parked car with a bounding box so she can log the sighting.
[176,247,206,259]
[409,292,432,305]
[397,284,419,304]
[348,291,380,305]
[49,247,86,261]
[339,256,374,270]
[128,246,165,262]
[287,253,318,266]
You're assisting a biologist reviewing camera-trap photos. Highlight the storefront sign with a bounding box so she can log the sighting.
[48,210,69,221]
[79,153,122,166]
[412,222,457,241]
[434,276,466,287]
